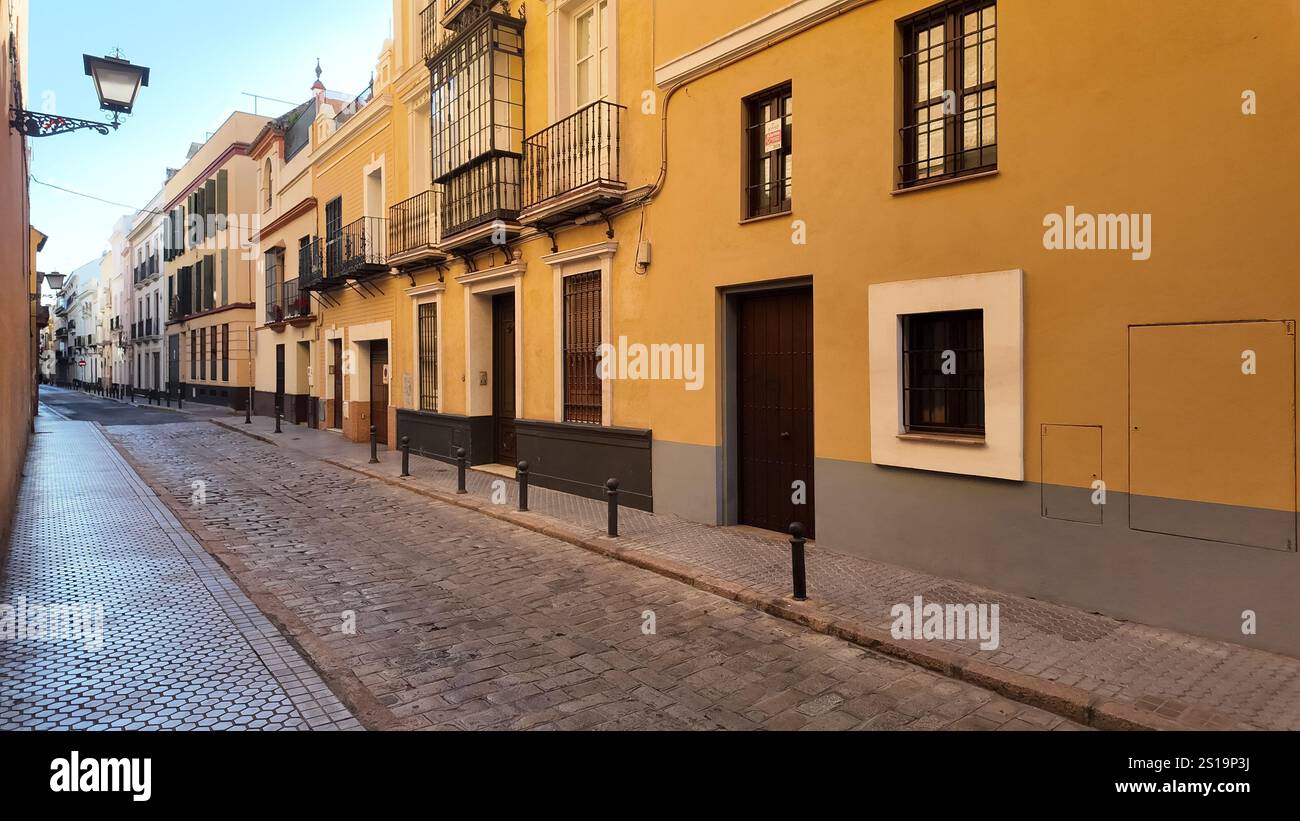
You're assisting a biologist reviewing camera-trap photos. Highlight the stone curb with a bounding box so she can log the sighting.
[210,418,1185,732]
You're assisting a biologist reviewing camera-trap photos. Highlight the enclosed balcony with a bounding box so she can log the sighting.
[387,190,445,269]
[427,3,525,253]
[521,101,626,228]
[302,216,389,291]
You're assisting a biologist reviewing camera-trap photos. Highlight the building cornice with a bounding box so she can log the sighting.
[654,0,871,88]
[312,94,394,169]
[252,197,318,243]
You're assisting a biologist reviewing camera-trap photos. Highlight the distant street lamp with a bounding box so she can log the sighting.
[10,52,150,138]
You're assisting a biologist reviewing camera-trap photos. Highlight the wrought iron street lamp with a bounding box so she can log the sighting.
[10,52,150,138]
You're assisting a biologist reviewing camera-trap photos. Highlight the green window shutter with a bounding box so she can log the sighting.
[204,255,215,311]
[217,169,228,217]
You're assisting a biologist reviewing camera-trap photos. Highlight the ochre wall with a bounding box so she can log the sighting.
[0,0,32,548]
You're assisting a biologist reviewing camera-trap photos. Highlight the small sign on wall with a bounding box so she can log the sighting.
[307,365,314,386]
[382,364,390,384]
[763,119,783,153]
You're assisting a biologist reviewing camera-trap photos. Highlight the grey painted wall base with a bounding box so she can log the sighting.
[652,439,722,524]
[816,457,1300,659]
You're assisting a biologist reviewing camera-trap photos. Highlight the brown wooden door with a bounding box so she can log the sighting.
[370,340,390,443]
[332,341,343,428]
[493,293,517,464]
[737,287,814,537]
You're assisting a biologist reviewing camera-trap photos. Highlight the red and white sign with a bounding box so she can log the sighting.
[763,119,783,153]
[78,360,86,367]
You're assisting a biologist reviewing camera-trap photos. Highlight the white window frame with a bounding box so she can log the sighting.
[868,268,1023,481]
[546,0,619,122]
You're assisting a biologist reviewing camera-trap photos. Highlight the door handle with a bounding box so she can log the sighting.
[780,432,790,440]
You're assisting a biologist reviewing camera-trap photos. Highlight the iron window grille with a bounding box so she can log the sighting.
[744,83,793,219]
[899,0,996,187]
[418,302,438,411]
[901,308,985,435]
[563,270,602,424]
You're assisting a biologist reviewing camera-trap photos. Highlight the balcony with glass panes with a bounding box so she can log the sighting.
[427,4,525,253]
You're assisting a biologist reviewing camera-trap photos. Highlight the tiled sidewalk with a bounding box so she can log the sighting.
[0,409,361,730]
[210,413,1300,731]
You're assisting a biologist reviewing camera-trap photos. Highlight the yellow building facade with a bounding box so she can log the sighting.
[262,0,1299,655]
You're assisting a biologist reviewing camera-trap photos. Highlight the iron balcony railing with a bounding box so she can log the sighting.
[420,2,440,62]
[388,190,442,259]
[306,216,388,288]
[334,81,374,128]
[523,100,625,210]
[266,277,311,323]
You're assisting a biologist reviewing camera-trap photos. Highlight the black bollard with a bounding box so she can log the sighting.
[789,522,808,601]
[245,387,252,424]
[400,436,410,477]
[516,461,529,511]
[177,384,183,409]
[456,447,467,494]
[369,425,379,464]
[606,478,620,537]
[165,384,172,407]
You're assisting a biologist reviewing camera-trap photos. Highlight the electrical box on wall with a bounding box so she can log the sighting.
[637,240,652,268]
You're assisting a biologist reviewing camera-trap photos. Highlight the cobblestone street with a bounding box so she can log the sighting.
[12,389,1079,730]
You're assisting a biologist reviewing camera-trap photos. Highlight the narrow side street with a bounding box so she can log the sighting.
[0,391,360,730]
[8,387,1078,730]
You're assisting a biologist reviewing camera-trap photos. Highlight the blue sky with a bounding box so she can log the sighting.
[30,0,393,279]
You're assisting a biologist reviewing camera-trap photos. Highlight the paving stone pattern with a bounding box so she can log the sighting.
[217,409,1300,732]
[0,411,360,730]
[105,416,1077,730]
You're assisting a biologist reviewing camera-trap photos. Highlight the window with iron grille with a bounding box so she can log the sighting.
[563,271,602,424]
[221,324,229,382]
[744,83,792,219]
[902,309,985,435]
[197,329,205,381]
[210,326,218,382]
[898,0,996,188]
[418,302,438,411]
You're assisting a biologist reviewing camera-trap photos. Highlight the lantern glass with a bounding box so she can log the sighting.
[83,55,150,115]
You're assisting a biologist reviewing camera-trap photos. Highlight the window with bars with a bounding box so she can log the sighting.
[189,330,196,380]
[418,302,438,411]
[898,0,996,187]
[221,324,229,382]
[902,309,985,436]
[563,271,602,424]
[209,326,217,382]
[744,83,793,218]
[198,329,206,381]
